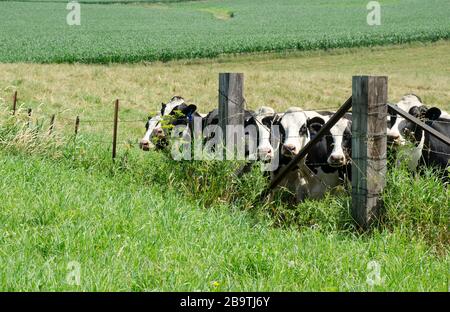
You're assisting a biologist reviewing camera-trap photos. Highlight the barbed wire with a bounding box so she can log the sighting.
[87,140,139,146]
[78,119,146,123]
[21,109,450,125]
[2,93,449,159]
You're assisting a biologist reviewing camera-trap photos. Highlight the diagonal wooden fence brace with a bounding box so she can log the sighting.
[261,96,353,198]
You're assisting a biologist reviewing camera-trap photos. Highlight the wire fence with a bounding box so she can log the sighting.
[2,90,450,160]
[0,94,148,150]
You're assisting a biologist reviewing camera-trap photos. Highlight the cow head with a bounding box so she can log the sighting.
[400,106,442,146]
[140,96,198,150]
[327,118,352,167]
[248,107,278,161]
[306,115,351,168]
[387,94,423,146]
[277,107,309,157]
[306,116,328,165]
[139,114,161,151]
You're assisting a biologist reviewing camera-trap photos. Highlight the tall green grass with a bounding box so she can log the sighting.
[0,117,448,291]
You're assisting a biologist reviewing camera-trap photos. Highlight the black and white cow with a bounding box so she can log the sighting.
[386,94,449,171]
[419,108,450,179]
[141,98,268,162]
[271,108,352,201]
[398,106,450,180]
[140,96,200,150]
[303,113,352,199]
[269,108,326,201]
[245,106,280,162]
[387,94,430,146]
[140,114,162,151]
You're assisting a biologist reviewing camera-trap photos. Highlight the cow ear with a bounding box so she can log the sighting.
[425,107,441,121]
[161,103,167,114]
[244,112,255,125]
[246,116,255,127]
[261,115,275,127]
[307,117,325,130]
[308,117,325,126]
[272,115,281,125]
[182,104,197,116]
[309,123,323,133]
[389,113,397,128]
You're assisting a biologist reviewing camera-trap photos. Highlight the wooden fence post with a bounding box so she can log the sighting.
[49,114,55,135]
[74,116,80,136]
[218,73,244,159]
[12,91,17,115]
[351,76,388,229]
[112,99,119,160]
[27,108,32,127]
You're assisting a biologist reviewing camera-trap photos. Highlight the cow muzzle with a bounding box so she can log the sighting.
[281,144,297,157]
[139,140,154,151]
[328,154,346,167]
[387,135,405,146]
[258,147,273,162]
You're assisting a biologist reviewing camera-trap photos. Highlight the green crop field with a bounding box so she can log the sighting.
[3,0,197,2]
[0,0,449,63]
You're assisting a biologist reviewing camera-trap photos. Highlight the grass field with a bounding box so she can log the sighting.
[0,42,449,291]
[0,0,449,63]
[0,143,448,291]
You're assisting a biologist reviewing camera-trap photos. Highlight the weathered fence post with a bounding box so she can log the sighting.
[74,116,80,136]
[12,91,17,115]
[112,99,119,160]
[351,76,388,229]
[49,114,55,135]
[27,108,32,127]
[218,73,244,159]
